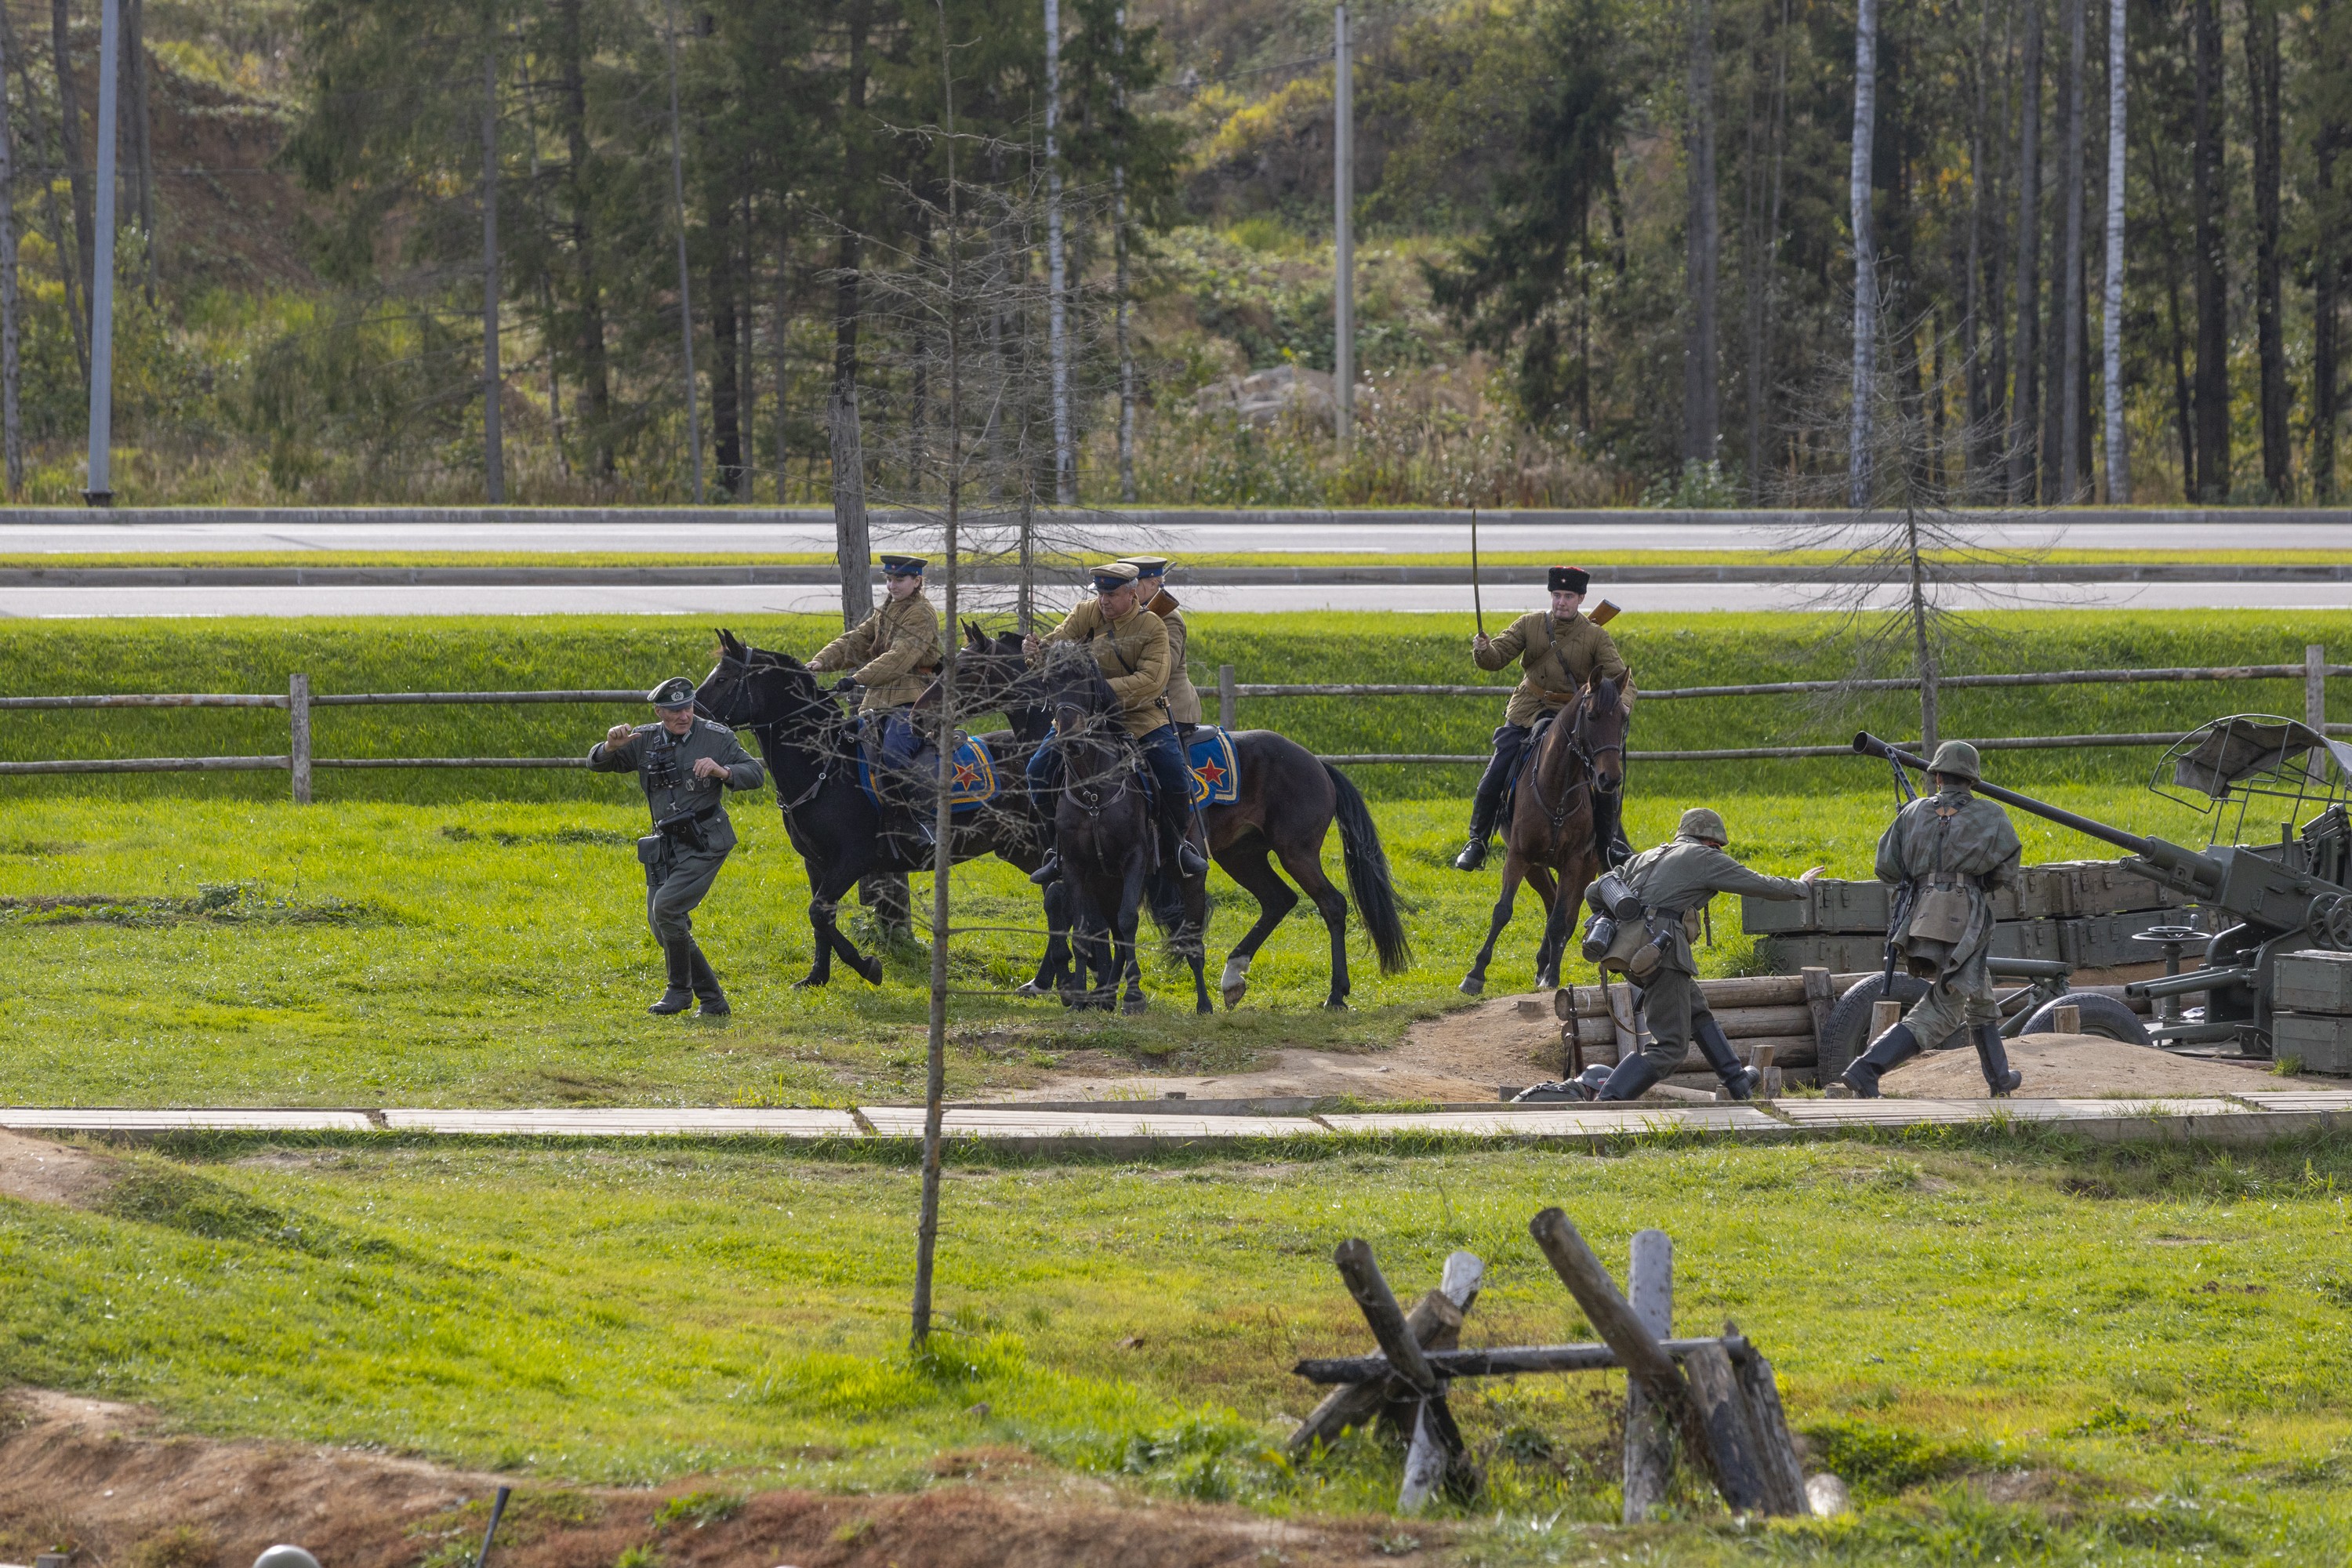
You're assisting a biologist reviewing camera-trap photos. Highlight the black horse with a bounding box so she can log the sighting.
[1032,643,1214,1014]
[962,626,1414,1010]
[692,630,1050,989]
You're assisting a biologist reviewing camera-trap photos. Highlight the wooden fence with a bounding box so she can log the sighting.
[1217,644,2339,765]
[0,646,2335,800]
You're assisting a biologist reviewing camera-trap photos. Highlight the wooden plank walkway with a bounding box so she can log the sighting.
[378,1108,862,1137]
[3,1095,2347,1149]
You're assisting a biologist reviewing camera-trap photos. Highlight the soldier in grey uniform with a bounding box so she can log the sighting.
[1842,739,2025,1098]
[1595,808,1823,1101]
[590,677,766,1017]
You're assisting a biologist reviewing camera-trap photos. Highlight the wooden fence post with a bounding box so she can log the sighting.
[289,673,311,805]
[1218,662,1236,729]
[1622,1229,1675,1523]
[2309,644,2327,736]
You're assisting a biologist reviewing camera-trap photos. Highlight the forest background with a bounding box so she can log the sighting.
[0,0,2346,510]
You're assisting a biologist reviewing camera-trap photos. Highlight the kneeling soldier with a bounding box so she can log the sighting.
[1023,561,1211,885]
[1843,740,2024,1098]
[1458,564,1632,870]
[591,677,766,1017]
[1595,808,1822,1101]
[808,553,941,849]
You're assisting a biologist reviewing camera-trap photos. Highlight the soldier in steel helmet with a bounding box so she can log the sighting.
[590,677,766,1017]
[1844,739,2026,1098]
[808,554,942,849]
[1457,564,1634,871]
[1586,807,1822,1101]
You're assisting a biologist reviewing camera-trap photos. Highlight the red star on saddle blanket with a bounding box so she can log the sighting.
[953,759,984,789]
[1194,759,1227,786]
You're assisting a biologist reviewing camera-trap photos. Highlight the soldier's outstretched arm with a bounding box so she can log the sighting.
[808,609,880,673]
[1474,614,1527,671]
[588,729,642,772]
[1699,847,1809,902]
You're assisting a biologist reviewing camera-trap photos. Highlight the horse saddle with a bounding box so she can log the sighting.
[1498,713,1559,822]
[856,731,998,815]
[1185,727,1240,807]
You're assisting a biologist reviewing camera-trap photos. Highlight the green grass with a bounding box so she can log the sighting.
[2,608,2348,804]
[0,787,2216,1109]
[5,1131,2352,1562]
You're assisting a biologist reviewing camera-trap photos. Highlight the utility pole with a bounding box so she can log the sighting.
[84,0,120,506]
[1333,2,1354,450]
[662,0,703,503]
[1045,0,1073,503]
[0,11,21,499]
[1846,0,1877,508]
[481,43,504,505]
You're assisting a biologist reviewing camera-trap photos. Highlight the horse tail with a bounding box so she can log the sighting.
[1323,763,1413,975]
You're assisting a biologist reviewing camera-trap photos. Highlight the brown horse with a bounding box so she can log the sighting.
[960,626,1413,1009]
[1459,674,1632,996]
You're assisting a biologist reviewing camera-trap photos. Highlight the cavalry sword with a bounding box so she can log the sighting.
[1470,505,1483,638]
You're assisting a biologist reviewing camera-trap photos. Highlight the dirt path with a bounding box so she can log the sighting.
[1008,993,1563,1105]
[0,1127,120,1207]
[1881,1033,2334,1098]
[0,1390,1432,1568]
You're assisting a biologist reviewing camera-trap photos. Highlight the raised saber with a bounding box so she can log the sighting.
[1471,505,1483,637]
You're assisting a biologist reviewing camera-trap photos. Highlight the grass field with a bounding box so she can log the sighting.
[2,608,2346,805]
[6,547,2351,568]
[0,788,2216,1109]
[5,1129,2351,1563]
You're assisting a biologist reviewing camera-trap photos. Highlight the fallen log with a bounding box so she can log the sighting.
[1294,1334,1756,1384]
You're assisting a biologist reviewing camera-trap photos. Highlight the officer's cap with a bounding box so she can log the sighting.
[1548,564,1591,595]
[1929,739,1982,782]
[1091,561,1141,592]
[647,676,698,710]
[1118,555,1172,578]
[1675,806,1729,844]
[880,554,927,576]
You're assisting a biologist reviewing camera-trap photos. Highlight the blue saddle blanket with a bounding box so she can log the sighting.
[1187,727,1240,807]
[857,732,999,815]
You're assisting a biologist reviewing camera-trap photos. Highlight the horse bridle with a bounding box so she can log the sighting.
[710,652,841,816]
[1526,686,1626,833]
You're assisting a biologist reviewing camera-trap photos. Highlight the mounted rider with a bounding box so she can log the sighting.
[1843,740,2026,1098]
[1119,556,1200,735]
[1583,807,1822,1101]
[806,554,940,849]
[1456,565,1633,871]
[1023,561,1212,887]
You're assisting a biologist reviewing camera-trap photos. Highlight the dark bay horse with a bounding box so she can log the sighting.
[1034,644,1213,1014]
[1459,674,1632,996]
[963,626,1414,1011]
[692,630,1049,989]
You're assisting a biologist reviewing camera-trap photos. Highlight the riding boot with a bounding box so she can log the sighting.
[1029,852,1062,886]
[647,941,695,1015]
[1694,1014,1760,1100]
[1159,793,1209,879]
[1975,1021,2022,1097]
[1840,1022,1922,1098]
[686,945,730,1017]
[1595,1052,1663,1102]
[1455,764,1508,869]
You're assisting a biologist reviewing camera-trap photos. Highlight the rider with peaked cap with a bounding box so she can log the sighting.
[1457,564,1633,872]
[1023,561,1212,887]
[808,554,941,850]
[1117,556,1201,735]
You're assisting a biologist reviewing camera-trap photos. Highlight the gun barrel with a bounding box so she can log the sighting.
[1853,733,2160,858]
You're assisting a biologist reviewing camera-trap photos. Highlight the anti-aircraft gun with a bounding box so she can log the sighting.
[1855,716,2352,1058]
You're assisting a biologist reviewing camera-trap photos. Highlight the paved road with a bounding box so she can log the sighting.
[5,508,2352,557]
[7,579,2350,618]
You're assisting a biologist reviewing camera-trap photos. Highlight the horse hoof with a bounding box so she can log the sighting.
[1459,976,1485,996]
[1014,981,1044,999]
[1220,981,1247,1010]
[1122,996,1149,1016]
[1323,998,1350,1011]
[793,975,826,990]
[1196,999,1214,1015]
[855,957,885,985]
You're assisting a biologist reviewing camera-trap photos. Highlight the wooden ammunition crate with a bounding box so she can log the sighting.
[2274,950,2352,1015]
[2272,1012,2352,1075]
[1740,880,1890,935]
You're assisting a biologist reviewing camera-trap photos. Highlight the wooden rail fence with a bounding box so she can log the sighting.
[0,647,2333,800]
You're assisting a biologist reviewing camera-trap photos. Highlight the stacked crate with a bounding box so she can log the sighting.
[1744,859,2198,975]
[2272,953,2352,1075]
